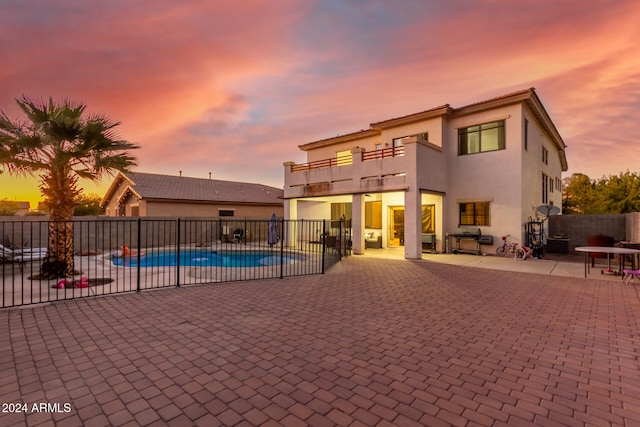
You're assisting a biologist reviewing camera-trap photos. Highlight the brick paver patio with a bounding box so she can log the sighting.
[2,257,640,426]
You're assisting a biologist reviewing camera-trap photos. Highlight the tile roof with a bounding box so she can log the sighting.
[107,172,283,205]
[456,87,535,110]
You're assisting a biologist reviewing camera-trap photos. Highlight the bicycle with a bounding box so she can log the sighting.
[496,235,519,256]
[515,246,532,260]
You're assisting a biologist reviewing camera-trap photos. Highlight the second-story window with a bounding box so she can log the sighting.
[458,120,505,155]
[391,138,405,156]
[542,146,549,165]
[336,150,352,166]
[391,132,426,156]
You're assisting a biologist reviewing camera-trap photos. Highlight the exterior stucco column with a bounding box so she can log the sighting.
[402,138,423,259]
[284,199,297,248]
[352,193,365,255]
[284,199,297,221]
[404,187,422,259]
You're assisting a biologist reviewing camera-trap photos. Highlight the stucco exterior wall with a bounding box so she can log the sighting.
[103,194,122,217]
[380,116,444,148]
[305,134,379,163]
[444,104,524,246]
[521,104,563,228]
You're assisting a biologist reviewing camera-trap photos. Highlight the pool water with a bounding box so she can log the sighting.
[111,249,301,268]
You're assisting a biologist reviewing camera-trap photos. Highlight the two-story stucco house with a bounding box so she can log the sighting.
[283,88,567,259]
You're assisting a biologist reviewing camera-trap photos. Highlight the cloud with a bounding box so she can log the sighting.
[1,0,640,205]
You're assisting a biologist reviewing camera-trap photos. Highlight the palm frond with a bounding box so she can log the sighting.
[0,95,139,214]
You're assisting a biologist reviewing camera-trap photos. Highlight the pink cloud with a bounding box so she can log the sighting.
[1,0,640,205]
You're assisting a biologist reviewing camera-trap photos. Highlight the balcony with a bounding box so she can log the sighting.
[290,146,405,172]
[284,146,409,198]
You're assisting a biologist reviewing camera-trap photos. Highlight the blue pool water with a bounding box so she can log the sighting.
[111,249,301,268]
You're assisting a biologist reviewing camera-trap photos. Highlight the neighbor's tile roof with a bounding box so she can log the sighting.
[120,172,283,205]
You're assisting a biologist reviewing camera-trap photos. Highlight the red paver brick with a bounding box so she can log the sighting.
[3,257,640,426]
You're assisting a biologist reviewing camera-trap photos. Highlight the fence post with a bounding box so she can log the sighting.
[136,218,141,292]
[321,220,326,274]
[299,219,303,250]
[176,218,181,287]
[280,219,285,279]
[339,219,343,260]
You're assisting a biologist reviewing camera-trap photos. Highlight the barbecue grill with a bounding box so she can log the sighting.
[448,227,482,255]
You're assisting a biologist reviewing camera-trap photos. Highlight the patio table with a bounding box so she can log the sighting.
[574,246,640,279]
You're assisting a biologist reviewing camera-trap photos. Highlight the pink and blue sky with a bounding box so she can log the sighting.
[1,0,639,208]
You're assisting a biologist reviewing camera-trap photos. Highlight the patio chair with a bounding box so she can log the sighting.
[0,244,48,272]
[233,229,245,244]
[325,235,339,253]
[622,269,640,285]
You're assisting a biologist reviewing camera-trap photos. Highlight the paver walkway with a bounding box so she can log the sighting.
[2,257,640,426]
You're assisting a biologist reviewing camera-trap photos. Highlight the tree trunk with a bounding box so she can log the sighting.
[39,171,78,279]
[40,220,75,278]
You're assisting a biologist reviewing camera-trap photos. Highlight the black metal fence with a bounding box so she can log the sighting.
[1,217,351,308]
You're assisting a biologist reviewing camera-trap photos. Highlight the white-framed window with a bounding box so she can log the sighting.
[458,120,505,155]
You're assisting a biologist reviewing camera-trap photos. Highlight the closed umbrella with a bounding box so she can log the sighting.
[268,213,279,247]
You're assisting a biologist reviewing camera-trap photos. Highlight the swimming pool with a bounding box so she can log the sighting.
[111,249,302,268]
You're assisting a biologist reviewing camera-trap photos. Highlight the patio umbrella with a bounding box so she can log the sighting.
[268,213,279,247]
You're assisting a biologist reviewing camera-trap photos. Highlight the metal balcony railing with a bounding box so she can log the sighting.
[291,146,405,172]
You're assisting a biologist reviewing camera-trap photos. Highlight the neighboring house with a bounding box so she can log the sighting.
[15,202,30,216]
[283,88,567,259]
[101,172,283,218]
[0,201,30,216]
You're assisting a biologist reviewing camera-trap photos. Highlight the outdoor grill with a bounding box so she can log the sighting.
[448,227,482,255]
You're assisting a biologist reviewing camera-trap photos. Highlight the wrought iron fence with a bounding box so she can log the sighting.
[1,217,351,308]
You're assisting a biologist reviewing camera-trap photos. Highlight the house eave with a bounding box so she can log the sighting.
[100,172,136,208]
[140,197,283,206]
[370,105,451,129]
[298,129,380,152]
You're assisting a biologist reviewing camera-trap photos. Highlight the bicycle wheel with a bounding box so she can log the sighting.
[515,248,526,260]
[496,245,507,256]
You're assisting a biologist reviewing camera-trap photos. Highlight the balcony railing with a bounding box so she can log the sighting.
[361,146,404,161]
[291,146,404,172]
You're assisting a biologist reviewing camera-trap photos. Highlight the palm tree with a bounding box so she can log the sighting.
[0,96,139,278]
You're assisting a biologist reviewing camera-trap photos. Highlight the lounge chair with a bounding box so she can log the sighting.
[0,244,48,272]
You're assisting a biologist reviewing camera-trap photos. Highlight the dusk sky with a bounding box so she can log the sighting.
[1,0,639,208]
